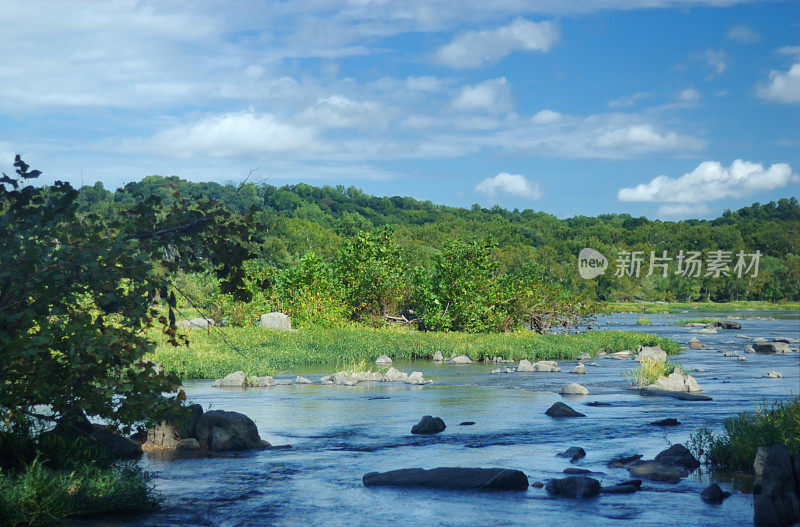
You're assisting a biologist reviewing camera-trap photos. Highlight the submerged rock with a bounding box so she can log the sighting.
[545,476,601,498]
[545,402,586,418]
[363,467,529,491]
[410,415,446,434]
[607,454,642,468]
[627,461,688,483]
[713,320,742,330]
[650,418,680,426]
[601,484,639,494]
[557,446,586,462]
[638,387,713,401]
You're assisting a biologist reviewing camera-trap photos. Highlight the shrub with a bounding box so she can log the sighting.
[624,358,685,387]
[636,317,652,325]
[689,398,800,472]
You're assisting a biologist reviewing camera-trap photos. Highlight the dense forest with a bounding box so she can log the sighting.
[74,176,800,315]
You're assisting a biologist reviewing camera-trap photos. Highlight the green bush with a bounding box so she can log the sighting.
[689,398,800,472]
[624,357,685,387]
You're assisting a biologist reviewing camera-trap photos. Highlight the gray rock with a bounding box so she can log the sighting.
[701,483,731,504]
[601,484,639,494]
[577,353,592,361]
[754,446,770,477]
[765,371,784,378]
[654,443,700,471]
[406,371,431,385]
[607,454,642,468]
[446,355,472,364]
[195,410,267,451]
[432,351,444,362]
[648,370,702,393]
[611,350,632,359]
[561,383,589,396]
[774,337,800,344]
[638,387,713,401]
[713,320,742,330]
[545,476,601,498]
[570,364,586,374]
[691,328,718,334]
[383,367,409,383]
[176,317,213,329]
[375,354,392,365]
[411,415,446,434]
[258,312,292,330]
[637,346,667,362]
[754,342,791,354]
[745,345,756,353]
[557,446,586,462]
[517,359,535,372]
[753,444,800,526]
[212,370,247,388]
[545,402,585,418]
[176,438,201,451]
[650,418,680,426]
[252,376,275,387]
[294,376,312,384]
[363,467,528,491]
[627,461,688,483]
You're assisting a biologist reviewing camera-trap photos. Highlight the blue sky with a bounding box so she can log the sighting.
[1,0,798,219]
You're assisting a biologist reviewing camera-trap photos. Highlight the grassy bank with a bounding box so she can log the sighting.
[0,460,159,527]
[689,398,800,472]
[149,327,681,378]
[603,300,800,314]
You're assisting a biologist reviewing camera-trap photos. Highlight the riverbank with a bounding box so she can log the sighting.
[603,300,800,314]
[149,327,681,379]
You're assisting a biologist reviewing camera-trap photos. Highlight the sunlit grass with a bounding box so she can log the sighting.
[673,318,717,325]
[636,317,652,325]
[604,300,800,314]
[689,399,800,472]
[624,357,685,387]
[149,326,681,378]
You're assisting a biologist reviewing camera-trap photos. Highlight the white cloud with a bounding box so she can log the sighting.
[688,48,727,78]
[618,160,797,203]
[656,203,711,218]
[298,95,387,129]
[726,25,759,44]
[436,18,558,69]
[778,46,800,56]
[594,124,695,151]
[475,172,542,200]
[531,109,562,123]
[452,78,512,113]
[678,88,701,101]
[607,92,652,108]
[757,63,800,104]
[137,112,318,158]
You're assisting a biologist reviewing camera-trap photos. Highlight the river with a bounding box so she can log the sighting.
[85,311,799,526]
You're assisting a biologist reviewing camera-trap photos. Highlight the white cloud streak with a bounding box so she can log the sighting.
[436,18,559,68]
[452,78,512,113]
[726,25,759,44]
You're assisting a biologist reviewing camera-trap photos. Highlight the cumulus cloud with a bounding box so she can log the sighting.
[436,18,558,69]
[475,172,542,200]
[594,124,694,151]
[726,25,759,44]
[298,95,387,129]
[138,111,318,158]
[618,160,797,203]
[757,62,800,104]
[452,77,512,113]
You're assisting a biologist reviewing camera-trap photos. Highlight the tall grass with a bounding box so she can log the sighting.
[636,317,652,325]
[673,318,717,325]
[689,398,800,472]
[624,358,685,387]
[0,459,159,526]
[149,327,681,378]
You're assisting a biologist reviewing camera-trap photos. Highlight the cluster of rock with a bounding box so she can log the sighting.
[363,467,529,491]
[176,311,294,331]
[212,367,432,388]
[141,405,272,452]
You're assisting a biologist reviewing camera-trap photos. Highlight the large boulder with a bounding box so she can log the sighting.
[411,415,446,434]
[557,446,586,462]
[654,444,700,471]
[636,346,667,362]
[375,354,392,365]
[754,444,800,526]
[363,467,528,491]
[258,312,292,330]
[754,342,791,354]
[545,476,601,498]
[195,410,267,451]
[701,483,731,504]
[383,367,409,383]
[432,351,444,362]
[626,444,698,483]
[446,355,472,364]
[545,402,585,418]
[570,364,586,374]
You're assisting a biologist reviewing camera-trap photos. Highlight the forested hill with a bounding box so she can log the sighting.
[76,176,800,302]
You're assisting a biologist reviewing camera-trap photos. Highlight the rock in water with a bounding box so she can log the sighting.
[557,446,586,462]
[432,351,444,362]
[517,359,535,372]
[627,461,688,483]
[545,476,601,498]
[753,444,800,526]
[362,467,528,491]
[294,376,312,384]
[637,346,667,362]
[383,367,409,383]
[654,444,700,471]
[545,402,586,418]
[195,410,267,451]
[375,354,392,365]
[649,370,702,393]
[650,418,680,426]
[713,320,742,330]
[753,342,791,354]
[561,383,589,396]
[570,364,586,374]
[410,415,446,434]
[446,355,472,364]
[765,371,784,378]
[258,312,292,330]
[701,483,731,504]
[212,371,247,388]
[601,484,639,494]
